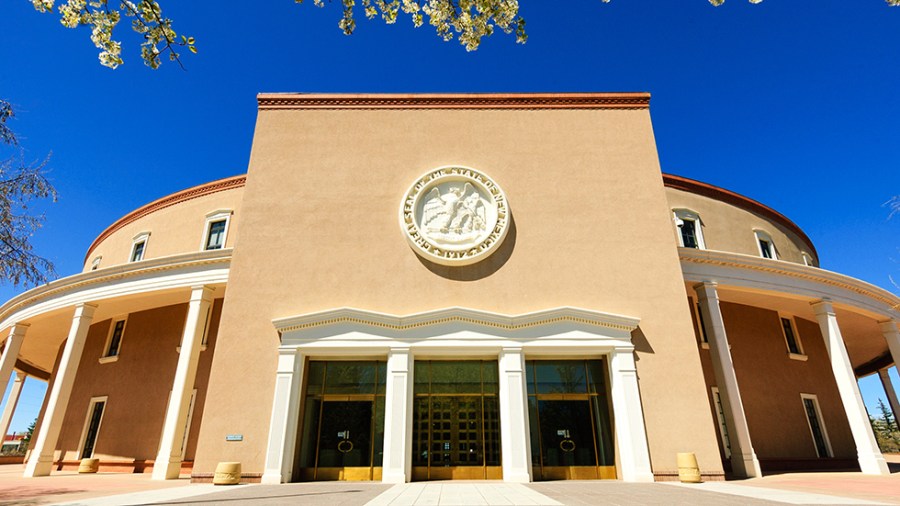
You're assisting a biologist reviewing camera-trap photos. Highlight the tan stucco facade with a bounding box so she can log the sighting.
[194,102,724,478]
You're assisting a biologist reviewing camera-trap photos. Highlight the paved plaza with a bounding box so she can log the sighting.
[0,463,898,506]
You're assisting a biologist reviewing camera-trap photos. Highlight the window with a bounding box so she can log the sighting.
[78,396,107,459]
[779,314,807,360]
[800,394,832,458]
[201,210,232,251]
[100,317,127,363]
[711,387,732,459]
[673,209,705,249]
[690,297,709,346]
[754,230,777,259]
[91,256,101,271]
[130,232,150,262]
[802,253,815,267]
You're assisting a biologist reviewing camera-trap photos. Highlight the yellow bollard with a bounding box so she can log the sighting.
[677,452,702,483]
[78,458,99,473]
[213,462,241,485]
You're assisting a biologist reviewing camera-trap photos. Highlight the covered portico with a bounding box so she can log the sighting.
[0,250,230,479]
[680,247,900,477]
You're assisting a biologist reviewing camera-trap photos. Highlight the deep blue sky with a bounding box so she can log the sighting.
[1,1,900,433]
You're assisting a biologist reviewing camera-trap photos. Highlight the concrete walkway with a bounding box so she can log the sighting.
[0,463,897,505]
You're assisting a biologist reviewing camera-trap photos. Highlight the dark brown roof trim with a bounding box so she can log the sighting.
[855,352,893,377]
[257,92,650,110]
[84,175,246,264]
[15,359,50,381]
[663,173,818,260]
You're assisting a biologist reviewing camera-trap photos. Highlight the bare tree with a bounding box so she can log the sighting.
[0,99,57,287]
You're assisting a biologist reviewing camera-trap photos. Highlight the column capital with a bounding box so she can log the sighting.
[7,323,30,337]
[693,280,718,291]
[878,319,899,334]
[810,298,834,315]
[189,285,216,302]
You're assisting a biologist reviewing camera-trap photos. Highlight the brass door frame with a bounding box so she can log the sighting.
[412,360,501,481]
[297,360,386,482]
[528,360,616,481]
[309,397,380,481]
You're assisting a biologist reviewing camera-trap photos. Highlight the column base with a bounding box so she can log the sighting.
[500,470,531,483]
[621,469,655,483]
[23,456,54,477]
[151,458,183,480]
[381,470,409,484]
[261,472,285,484]
[858,453,890,475]
[731,452,762,479]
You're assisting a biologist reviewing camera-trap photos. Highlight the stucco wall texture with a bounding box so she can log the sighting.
[193,105,725,477]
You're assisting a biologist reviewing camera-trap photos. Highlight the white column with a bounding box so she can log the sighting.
[877,369,900,428]
[0,324,29,405]
[811,299,889,475]
[381,346,413,484]
[24,303,96,477]
[0,371,26,439]
[262,349,304,484]
[498,346,532,483]
[879,321,900,425]
[609,346,654,482]
[153,285,214,480]
[695,282,761,478]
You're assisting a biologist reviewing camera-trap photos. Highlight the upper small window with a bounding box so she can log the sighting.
[202,210,232,251]
[779,313,806,360]
[674,209,705,249]
[754,230,777,259]
[802,253,815,267]
[100,317,127,363]
[130,232,150,262]
[91,256,102,271]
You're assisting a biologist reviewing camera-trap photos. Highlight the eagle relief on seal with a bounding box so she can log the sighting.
[400,166,509,266]
[422,182,487,244]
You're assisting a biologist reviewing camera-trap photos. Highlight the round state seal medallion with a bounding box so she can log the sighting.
[400,166,510,266]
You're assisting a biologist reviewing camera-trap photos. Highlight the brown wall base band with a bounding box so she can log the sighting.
[191,472,263,484]
[0,456,24,465]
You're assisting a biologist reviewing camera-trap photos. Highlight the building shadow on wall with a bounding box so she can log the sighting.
[417,214,517,281]
[631,327,654,355]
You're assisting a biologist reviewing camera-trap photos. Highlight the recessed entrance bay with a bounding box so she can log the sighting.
[412,360,501,480]
[527,359,616,480]
[296,361,386,481]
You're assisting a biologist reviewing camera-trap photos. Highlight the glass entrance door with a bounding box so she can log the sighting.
[296,361,386,481]
[412,361,501,480]
[527,359,616,480]
[315,400,373,479]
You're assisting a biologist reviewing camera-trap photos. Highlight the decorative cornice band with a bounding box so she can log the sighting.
[257,93,651,110]
[680,249,900,313]
[663,173,818,260]
[84,175,246,264]
[0,250,232,328]
[274,307,640,335]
